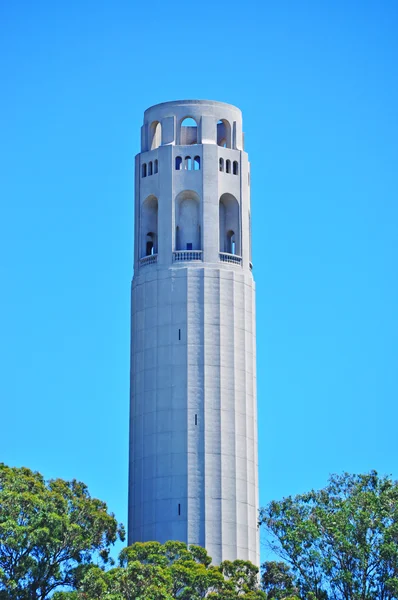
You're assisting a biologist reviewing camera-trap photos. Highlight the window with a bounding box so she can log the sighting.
[195,414,198,425]
[175,156,182,170]
[217,119,232,148]
[180,117,198,145]
[226,159,231,174]
[194,156,200,170]
[142,163,147,177]
[185,156,192,170]
[141,196,158,257]
[148,161,153,176]
[233,161,239,175]
[146,240,154,255]
[219,158,224,172]
[219,193,240,255]
[154,159,158,174]
[150,121,161,150]
[175,191,201,251]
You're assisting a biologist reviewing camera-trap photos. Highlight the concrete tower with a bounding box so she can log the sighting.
[128,100,259,566]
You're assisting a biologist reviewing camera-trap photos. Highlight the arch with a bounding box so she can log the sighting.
[194,156,200,170]
[227,230,236,254]
[148,161,153,176]
[233,161,239,175]
[180,117,198,145]
[219,158,224,172]
[154,159,158,174]
[150,121,162,150]
[226,159,231,174]
[185,156,192,170]
[142,163,147,178]
[175,190,201,251]
[217,119,232,148]
[175,156,183,170]
[219,193,240,255]
[141,195,158,257]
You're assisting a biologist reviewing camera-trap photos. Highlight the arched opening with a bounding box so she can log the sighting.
[185,156,192,170]
[194,156,200,170]
[217,119,232,148]
[146,233,156,255]
[148,161,153,176]
[175,190,201,251]
[227,230,236,254]
[142,163,147,178]
[150,121,162,150]
[141,195,158,257]
[219,158,224,172]
[226,159,231,174]
[154,159,158,174]
[180,117,198,145]
[175,156,183,170]
[233,161,239,175]
[219,193,240,255]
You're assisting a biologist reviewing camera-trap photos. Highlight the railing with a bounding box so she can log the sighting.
[139,253,158,267]
[219,252,242,265]
[173,250,203,262]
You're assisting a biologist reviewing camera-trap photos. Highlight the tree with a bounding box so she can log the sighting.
[56,541,266,599]
[259,471,398,600]
[0,463,124,599]
[261,561,299,599]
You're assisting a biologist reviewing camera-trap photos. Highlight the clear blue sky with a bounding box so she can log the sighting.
[1,0,397,562]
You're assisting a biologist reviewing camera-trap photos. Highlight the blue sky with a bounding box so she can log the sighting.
[1,0,397,562]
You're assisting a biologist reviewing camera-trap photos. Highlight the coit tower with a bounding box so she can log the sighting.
[128,100,259,566]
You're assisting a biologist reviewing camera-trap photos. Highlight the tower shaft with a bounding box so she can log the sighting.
[128,100,259,565]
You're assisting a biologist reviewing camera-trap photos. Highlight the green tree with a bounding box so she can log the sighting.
[259,471,398,600]
[261,561,299,599]
[57,541,265,599]
[0,463,124,599]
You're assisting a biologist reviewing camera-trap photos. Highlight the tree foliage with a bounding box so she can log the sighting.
[261,561,299,599]
[56,541,265,600]
[259,471,398,600]
[0,463,124,599]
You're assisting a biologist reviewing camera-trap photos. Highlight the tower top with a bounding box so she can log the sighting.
[144,99,242,120]
[140,99,244,152]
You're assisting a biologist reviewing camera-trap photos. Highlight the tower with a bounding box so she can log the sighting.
[128,100,259,566]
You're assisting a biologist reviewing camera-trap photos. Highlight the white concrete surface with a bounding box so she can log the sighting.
[128,100,259,566]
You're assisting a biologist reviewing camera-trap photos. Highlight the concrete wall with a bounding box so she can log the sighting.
[129,100,259,566]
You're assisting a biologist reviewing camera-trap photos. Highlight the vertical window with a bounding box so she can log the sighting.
[195,414,198,425]
[175,156,182,170]
[219,158,224,172]
[178,328,181,340]
[150,121,162,150]
[185,156,192,170]
[148,161,153,176]
[142,163,147,177]
[217,119,232,148]
[178,503,181,516]
[226,160,231,174]
[180,117,198,144]
[154,159,158,174]
[194,156,200,170]
[233,161,239,175]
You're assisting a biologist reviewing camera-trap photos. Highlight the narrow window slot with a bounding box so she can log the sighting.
[178,503,181,516]
[178,328,181,340]
[195,414,198,425]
